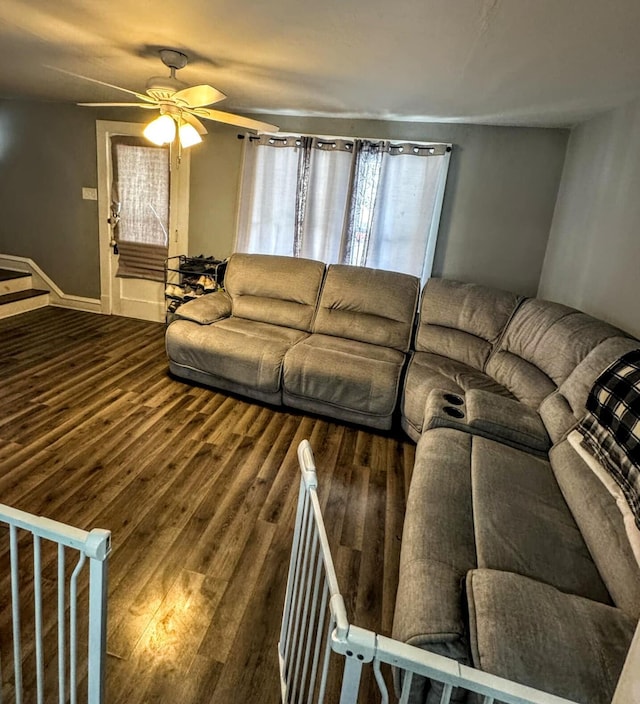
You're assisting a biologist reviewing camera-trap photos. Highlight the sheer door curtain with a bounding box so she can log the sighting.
[236,134,451,280]
[111,137,170,282]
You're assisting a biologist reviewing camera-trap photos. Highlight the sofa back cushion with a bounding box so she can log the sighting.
[313,264,419,352]
[486,299,624,407]
[415,278,522,370]
[540,337,639,442]
[560,337,639,417]
[225,253,326,332]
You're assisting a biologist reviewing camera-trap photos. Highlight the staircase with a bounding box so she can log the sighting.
[0,269,49,319]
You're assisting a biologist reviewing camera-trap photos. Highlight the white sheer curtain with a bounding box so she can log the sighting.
[298,140,353,262]
[235,134,451,280]
[111,137,170,281]
[342,140,384,267]
[366,144,450,279]
[236,138,299,256]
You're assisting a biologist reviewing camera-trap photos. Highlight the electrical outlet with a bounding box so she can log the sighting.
[82,187,98,201]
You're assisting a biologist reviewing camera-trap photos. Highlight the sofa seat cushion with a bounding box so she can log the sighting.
[467,569,636,704]
[401,352,513,439]
[393,429,476,664]
[166,317,308,394]
[283,333,406,420]
[471,436,611,603]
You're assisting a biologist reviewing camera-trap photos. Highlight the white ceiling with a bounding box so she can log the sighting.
[1,0,640,128]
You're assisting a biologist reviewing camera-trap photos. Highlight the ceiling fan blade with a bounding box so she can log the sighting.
[46,65,157,104]
[77,102,157,108]
[181,112,208,135]
[173,85,226,108]
[191,108,278,133]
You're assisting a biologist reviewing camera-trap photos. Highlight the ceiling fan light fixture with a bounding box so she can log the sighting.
[178,121,202,148]
[61,47,279,135]
[143,114,176,145]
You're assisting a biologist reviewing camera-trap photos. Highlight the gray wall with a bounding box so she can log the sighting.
[0,99,568,299]
[188,122,245,259]
[190,115,569,297]
[538,97,640,338]
[0,100,101,298]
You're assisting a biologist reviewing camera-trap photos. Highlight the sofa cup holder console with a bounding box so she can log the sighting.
[423,388,551,457]
[443,405,465,418]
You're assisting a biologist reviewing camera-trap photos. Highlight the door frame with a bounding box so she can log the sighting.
[96,120,190,317]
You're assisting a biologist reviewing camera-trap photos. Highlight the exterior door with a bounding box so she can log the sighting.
[96,121,190,322]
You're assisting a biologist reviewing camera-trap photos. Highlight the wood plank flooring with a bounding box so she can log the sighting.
[0,307,415,703]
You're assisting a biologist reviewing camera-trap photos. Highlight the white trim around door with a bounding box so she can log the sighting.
[96,120,191,321]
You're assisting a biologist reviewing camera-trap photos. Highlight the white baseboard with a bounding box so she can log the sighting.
[50,298,104,314]
[0,254,103,314]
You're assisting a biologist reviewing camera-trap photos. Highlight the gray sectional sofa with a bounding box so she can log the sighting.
[393,279,640,704]
[165,253,639,703]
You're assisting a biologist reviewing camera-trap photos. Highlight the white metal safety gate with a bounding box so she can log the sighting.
[279,440,582,704]
[0,503,110,704]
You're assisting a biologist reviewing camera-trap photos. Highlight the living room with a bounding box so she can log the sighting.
[0,4,637,338]
[0,2,639,703]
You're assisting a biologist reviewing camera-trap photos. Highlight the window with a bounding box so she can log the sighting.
[236,134,451,280]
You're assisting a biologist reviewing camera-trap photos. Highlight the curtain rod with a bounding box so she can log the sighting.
[237,132,452,151]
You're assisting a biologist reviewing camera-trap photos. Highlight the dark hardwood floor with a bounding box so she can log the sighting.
[0,307,414,703]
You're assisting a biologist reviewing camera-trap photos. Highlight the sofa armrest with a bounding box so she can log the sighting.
[174,291,232,324]
[465,388,550,452]
[423,388,550,455]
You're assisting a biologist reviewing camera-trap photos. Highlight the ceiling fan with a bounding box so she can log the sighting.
[53,49,278,147]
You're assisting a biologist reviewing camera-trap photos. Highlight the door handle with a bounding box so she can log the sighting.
[109,201,121,228]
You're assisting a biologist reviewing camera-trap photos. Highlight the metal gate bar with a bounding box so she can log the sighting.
[280,440,582,704]
[279,440,342,704]
[0,504,110,704]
